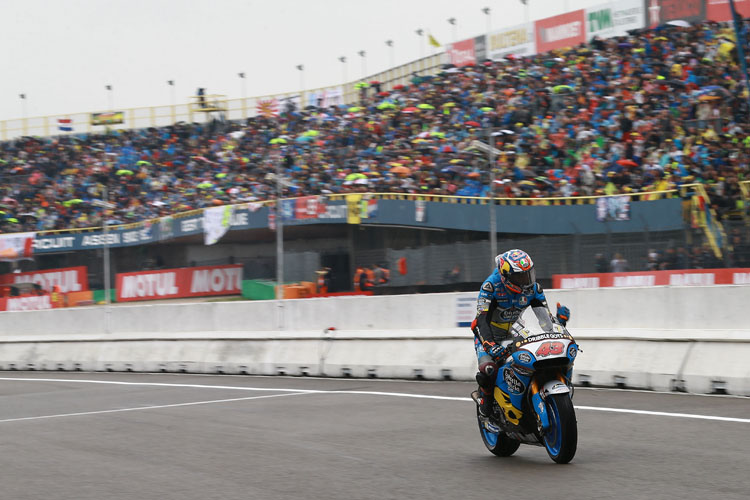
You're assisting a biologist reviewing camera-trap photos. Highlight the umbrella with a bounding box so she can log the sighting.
[430,131,446,138]
[442,102,456,108]
[480,107,494,112]
[417,103,435,110]
[215,173,228,179]
[393,84,405,90]
[269,138,287,144]
[467,172,480,179]
[354,82,370,89]
[402,107,419,113]
[63,199,84,207]
[116,169,134,176]
[296,135,315,142]
[348,106,363,112]
[345,173,367,181]
[6,218,18,223]
[377,91,390,97]
[698,95,721,101]
[666,20,690,28]
[441,165,466,174]
[616,159,638,167]
[553,85,573,94]
[390,165,411,175]
[197,182,214,188]
[369,80,381,85]
[377,102,397,110]
[303,129,320,137]
[136,161,152,166]
[465,121,481,127]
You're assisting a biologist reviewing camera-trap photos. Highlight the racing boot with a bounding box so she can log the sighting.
[477,387,494,418]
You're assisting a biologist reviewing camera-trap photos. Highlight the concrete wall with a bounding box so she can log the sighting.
[0,286,749,395]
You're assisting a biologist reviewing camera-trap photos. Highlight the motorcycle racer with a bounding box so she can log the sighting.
[472,249,570,424]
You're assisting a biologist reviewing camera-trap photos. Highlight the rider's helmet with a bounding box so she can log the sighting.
[495,249,536,294]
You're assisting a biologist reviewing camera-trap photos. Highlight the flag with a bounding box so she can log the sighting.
[57,118,73,132]
[257,98,279,117]
[428,34,441,48]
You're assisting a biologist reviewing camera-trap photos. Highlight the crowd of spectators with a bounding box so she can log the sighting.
[2,20,750,237]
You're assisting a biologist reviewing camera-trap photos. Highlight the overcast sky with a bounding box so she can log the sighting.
[2,0,606,121]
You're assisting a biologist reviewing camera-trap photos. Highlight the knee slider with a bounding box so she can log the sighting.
[476,361,497,389]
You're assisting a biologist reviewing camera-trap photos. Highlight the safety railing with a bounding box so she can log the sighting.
[0,55,445,140]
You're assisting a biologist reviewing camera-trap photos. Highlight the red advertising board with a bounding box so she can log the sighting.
[295,196,323,220]
[706,0,750,21]
[553,268,750,289]
[0,295,56,312]
[0,266,89,293]
[115,264,243,302]
[447,38,476,67]
[644,0,705,27]
[535,10,586,53]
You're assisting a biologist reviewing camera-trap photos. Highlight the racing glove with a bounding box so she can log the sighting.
[483,342,509,362]
[556,303,570,326]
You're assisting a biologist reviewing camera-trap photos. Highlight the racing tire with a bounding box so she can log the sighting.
[543,393,577,464]
[476,406,520,457]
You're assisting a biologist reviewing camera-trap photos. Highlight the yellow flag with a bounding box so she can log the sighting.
[346,194,362,224]
[428,34,441,48]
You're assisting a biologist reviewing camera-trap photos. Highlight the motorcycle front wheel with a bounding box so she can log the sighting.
[476,406,520,457]
[543,393,578,464]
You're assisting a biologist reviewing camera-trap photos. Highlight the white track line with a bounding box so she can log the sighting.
[0,376,747,424]
[0,392,308,424]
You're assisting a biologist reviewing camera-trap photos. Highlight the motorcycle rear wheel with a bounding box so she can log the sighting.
[543,393,577,464]
[476,406,520,457]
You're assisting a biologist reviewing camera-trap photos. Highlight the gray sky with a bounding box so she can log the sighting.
[2,0,605,121]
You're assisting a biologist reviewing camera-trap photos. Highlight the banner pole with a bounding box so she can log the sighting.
[103,180,111,334]
[275,153,284,330]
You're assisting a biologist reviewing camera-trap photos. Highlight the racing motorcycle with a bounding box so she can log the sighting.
[471,321,579,464]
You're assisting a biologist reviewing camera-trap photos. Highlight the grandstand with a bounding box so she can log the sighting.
[2,1,750,302]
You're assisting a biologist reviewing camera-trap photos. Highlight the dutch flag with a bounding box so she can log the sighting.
[57,118,73,132]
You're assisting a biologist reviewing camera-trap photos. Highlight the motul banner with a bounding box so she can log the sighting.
[447,38,476,67]
[553,268,750,289]
[644,0,705,28]
[535,10,586,53]
[0,295,55,312]
[706,0,750,21]
[116,264,243,302]
[0,266,89,293]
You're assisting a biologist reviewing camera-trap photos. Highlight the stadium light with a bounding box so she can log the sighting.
[105,85,113,111]
[448,17,457,42]
[339,56,347,91]
[358,51,366,79]
[482,7,491,36]
[415,29,424,59]
[385,40,395,68]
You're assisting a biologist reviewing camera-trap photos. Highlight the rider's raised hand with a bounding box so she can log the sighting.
[556,303,570,326]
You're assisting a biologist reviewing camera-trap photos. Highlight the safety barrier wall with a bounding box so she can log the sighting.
[0,286,748,395]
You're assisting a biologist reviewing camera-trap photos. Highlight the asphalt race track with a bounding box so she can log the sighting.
[0,373,748,500]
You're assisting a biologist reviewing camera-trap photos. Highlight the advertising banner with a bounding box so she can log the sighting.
[446,38,476,67]
[0,266,89,293]
[91,111,125,126]
[553,268,750,289]
[644,0,705,28]
[536,10,586,53]
[0,295,55,312]
[115,264,243,302]
[0,232,35,261]
[473,35,487,62]
[706,0,750,21]
[586,0,645,39]
[203,205,234,245]
[596,195,631,221]
[487,23,536,60]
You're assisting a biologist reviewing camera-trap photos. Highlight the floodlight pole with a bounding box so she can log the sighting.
[488,127,497,260]
[275,151,285,329]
